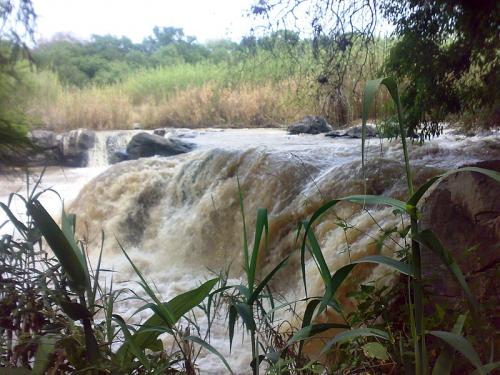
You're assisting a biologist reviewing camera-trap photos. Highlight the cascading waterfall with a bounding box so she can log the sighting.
[1,128,498,373]
[67,129,499,374]
[87,130,138,167]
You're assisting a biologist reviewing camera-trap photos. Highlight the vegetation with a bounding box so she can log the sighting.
[1,80,499,374]
[22,30,387,130]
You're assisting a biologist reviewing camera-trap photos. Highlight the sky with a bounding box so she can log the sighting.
[33,0,257,44]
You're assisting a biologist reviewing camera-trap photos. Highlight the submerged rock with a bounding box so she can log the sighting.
[325,124,378,139]
[109,132,195,164]
[288,116,333,135]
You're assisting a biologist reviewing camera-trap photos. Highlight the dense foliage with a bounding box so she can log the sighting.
[33,29,308,87]
[381,0,500,129]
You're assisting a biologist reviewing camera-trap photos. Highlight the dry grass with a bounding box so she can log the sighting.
[26,71,319,130]
[24,48,387,131]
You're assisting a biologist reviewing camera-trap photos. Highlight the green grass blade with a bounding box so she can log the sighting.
[343,195,408,212]
[235,302,256,331]
[432,314,466,375]
[117,240,176,325]
[428,331,485,375]
[237,175,250,277]
[0,202,28,235]
[248,255,289,305]
[32,335,57,375]
[248,208,269,293]
[413,230,477,310]
[470,362,500,375]
[229,304,237,352]
[185,336,234,374]
[350,255,412,276]
[288,323,350,346]
[305,228,334,314]
[113,314,150,370]
[362,77,413,195]
[298,299,321,355]
[321,328,389,355]
[27,200,87,292]
[116,278,218,363]
[408,167,500,207]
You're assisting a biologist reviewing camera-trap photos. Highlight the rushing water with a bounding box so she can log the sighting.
[1,128,499,373]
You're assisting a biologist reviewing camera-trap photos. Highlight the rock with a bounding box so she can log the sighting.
[288,116,333,135]
[125,132,194,160]
[132,122,142,130]
[419,160,499,319]
[25,130,61,166]
[60,129,96,167]
[153,128,166,137]
[325,124,378,139]
[30,129,58,149]
[109,151,130,164]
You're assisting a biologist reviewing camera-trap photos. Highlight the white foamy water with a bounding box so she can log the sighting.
[1,128,499,373]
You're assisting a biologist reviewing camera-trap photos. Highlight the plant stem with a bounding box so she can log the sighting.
[395,88,425,374]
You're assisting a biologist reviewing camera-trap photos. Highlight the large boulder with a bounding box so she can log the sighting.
[419,160,499,327]
[25,129,61,166]
[325,124,378,139]
[60,129,96,167]
[109,132,194,164]
[288,116,333,135]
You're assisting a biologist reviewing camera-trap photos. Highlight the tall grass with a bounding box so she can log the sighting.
[24,46,387,131]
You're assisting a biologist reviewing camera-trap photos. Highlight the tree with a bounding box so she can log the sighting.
[0,0,36,169]
[251,0,500,129]
[381,0,499,129]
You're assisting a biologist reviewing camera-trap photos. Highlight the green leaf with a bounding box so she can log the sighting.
[27,200,87,292]
[113,314,150,370]
[229,304,237,352]
[248,256,288,305]
[362,342,389,361]
[32,335,58,375]
[0,202,28,235]
[432,314,466,375]
[470,362,500,375]
[343,195,408,212]
[408,167,500,207]
[235,302,255,331]
[413,230,477,310]
[288,323,350,346]
[350,255,412,276]
[116,278,218,365]
[185,336,234,374]
[321,328,389,354]
[428,331,485,374]
[248,208,269,293]
[298,299,321,355]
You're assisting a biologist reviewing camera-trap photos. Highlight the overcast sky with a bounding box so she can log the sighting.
[33,0,257,43]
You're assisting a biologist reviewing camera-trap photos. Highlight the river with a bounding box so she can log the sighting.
[1,128,498,373]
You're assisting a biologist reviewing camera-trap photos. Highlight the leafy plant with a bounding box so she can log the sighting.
[295,77,500,374]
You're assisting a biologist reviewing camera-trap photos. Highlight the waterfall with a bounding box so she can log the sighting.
[67,130,499,374]
[87,130,138,167]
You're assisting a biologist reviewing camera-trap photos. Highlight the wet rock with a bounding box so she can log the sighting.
[325,124,378,139]
[288,116,333,135]
[125,132,195,160]
[109,151,130,164]
[60,129,96,167]
[153,128,166,137]
[25,129,61,166]
[419,160,499,317]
